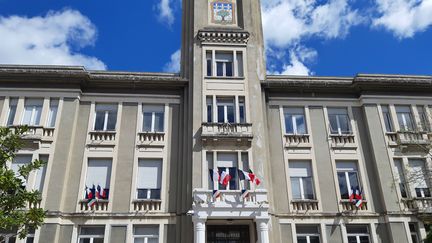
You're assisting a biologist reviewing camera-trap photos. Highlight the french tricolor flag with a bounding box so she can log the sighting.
[212,190,221,199]
[209,169,220,183]
[238,169,261,186]
[219,170,231,186]
[241,189,250,199]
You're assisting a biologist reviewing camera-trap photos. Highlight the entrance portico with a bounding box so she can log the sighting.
[191,189,270,243]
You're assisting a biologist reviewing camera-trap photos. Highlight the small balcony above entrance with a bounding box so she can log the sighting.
[201,123,253,146]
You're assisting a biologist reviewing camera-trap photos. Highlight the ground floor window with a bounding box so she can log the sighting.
[78,226,105,243]
[133,225,159,243]
[409,223,420,243]
[296,225,320,243]
[207,225,250,243]
[346,225,370,243]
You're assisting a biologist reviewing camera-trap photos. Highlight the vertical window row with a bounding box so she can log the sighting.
[206,96,246,123]
[205,50,244,78]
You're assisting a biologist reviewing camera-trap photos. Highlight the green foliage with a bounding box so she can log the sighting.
[425,224,432,243]
[0,126,46,240]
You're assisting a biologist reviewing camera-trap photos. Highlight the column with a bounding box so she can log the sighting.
[256,217,270,243]
[193,217,206,243]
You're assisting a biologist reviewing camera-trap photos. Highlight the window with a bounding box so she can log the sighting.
[205,50,244,77]
[296,225,320,243]
[336,162,361,199]
[217,153,238,190]
[33,155,48,192]
[22,98,43,126]
[217,98,235,123]
[346,225,370,243]
[395,106,415,131]
[78,226,105,243]
[136,159,162,200]
[284,107,307,134]
[94,104,117,131]
[12,155,32,186]
[328,108,351,135]
[289,161,315,200]
[409,223,420,243]
[85,159,112,200]
[46,99,59,127]
[417,106,430,132]
[408,159,431,198]
[206,97,213,123]
[239,97,246,123]
[133,225,159,243]
[393,159,407,198]
[6,98,18,126]
[381,105,394,132]
[25,229,35,243]
[142,105,164,132]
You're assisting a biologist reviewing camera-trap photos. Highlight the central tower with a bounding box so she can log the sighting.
[181,0,271,242]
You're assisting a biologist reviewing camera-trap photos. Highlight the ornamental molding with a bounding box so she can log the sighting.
[197,29,250,45]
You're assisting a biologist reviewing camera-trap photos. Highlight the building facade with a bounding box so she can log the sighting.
[0,0,431,242]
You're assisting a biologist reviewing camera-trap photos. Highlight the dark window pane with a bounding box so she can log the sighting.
[216,62,224,76]
[297,236,307,243]
[295,115,306,134]
[239,106,245,123]
[93,238,104,243]
[227,106,235,123]
[207,105,213,122]
[285,114,294,133]
[347,236,357,243]
[7,106,17,126]
[154,112,164,132]
[217,106,224,123]
[339,115,351,134]
[400,183,407,198]
[79,239,91,243]
[304,177,315,199]
[106,111,117,130]
[143,112,152,131]
[383,113,393,132]
[218,167,226,190]
[425,188,431,197]
[151,189,161,199]
[226,62,233,76]
[310,236,320,243]
[207,59,212,76]
[359,236,370,243]
[137,189,149,199]
[94,111,105,130]
[348,172,360,190]
[338,172,349,199]
[229,167,237,190]
[411,235,419,243]
[329,115,338,133]
[26,238,34,243]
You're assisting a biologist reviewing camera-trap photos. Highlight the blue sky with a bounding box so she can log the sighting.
[0,0,431,76]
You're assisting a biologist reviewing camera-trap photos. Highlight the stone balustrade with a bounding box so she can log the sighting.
[136,132,165,147]
[79,200,109,211]
[132,199,162,211]
[291,199,319,211]
[193,189,268,206]
[340,200,368,211]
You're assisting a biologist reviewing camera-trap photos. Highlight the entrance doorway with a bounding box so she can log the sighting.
[207,225,250,243]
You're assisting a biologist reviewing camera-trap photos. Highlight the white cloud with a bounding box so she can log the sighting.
[156,0,175,26]
[0,9,106,70]
[373,0,432,38]
[261,0,363,75]
[270,46,317,75]
[163,49,181,72]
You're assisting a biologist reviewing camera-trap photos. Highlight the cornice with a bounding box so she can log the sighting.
[197,29,250,45]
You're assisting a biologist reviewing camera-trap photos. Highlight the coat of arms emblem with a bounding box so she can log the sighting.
[211,1,235,24]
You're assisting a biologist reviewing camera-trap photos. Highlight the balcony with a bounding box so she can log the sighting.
[402,198,432,214]
[201,123,253,146]
[88,131,116,147]
[132,199,162,211]
[284,134,311,148]
[291,199,319,211]
[10,125,55,149]
[136,132,165,148]
[387,131,431,152]
[330,134,357,149]
[340,199,368,211]
[79,199,109,211]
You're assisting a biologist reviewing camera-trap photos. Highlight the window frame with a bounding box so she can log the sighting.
[408,159,431,198]
[133,225,159,243]
[381,105,394,133]
[284,107,307,135]
[77,226,105,243]
[142,105,165,133]
[346,225,371,243]
[417,105,430,132]
[336,162,362,200]
[84,158,112,200]
[327,107,352,135]
[204,49,244,78]
[216,98,235,123]
[136,158,162,200]
[6,98,18,126]
[21,98,43,126]
[93,104,118,131]
[289,161,315,200]
[46,99,59,128]
[395,105,415,131]
[296,225,321,243]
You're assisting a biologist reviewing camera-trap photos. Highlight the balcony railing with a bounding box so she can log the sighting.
[137,132,165,147]
[402,198,432,212]
[284,134,311,148]
[387,131,431,151]
[201,123,253,144]
[193,189,268,205]
[340,200,368,211]
[132,199,162,211]
[89,131,116,141]
[79,199,109,211]
[291,199,319,211]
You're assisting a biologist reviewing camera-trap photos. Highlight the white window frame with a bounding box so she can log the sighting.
[289,161,315,200]
[204,49,244,78]
[142,105,165,133]
[336,162,361,200]
[216,98,235,123]
[6,98,18,126]
[408,159,431,198]
[395,106,415,131]
[133,225,159,243]
[346,225,370,243]
[46,99,59,128]
[77,226,105,243]
[381,105,394,132]
[328,108,351,135]
[284,107,307,135]
[21,99,43,126]
[136,158,162,200]
[93,104,117,131]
